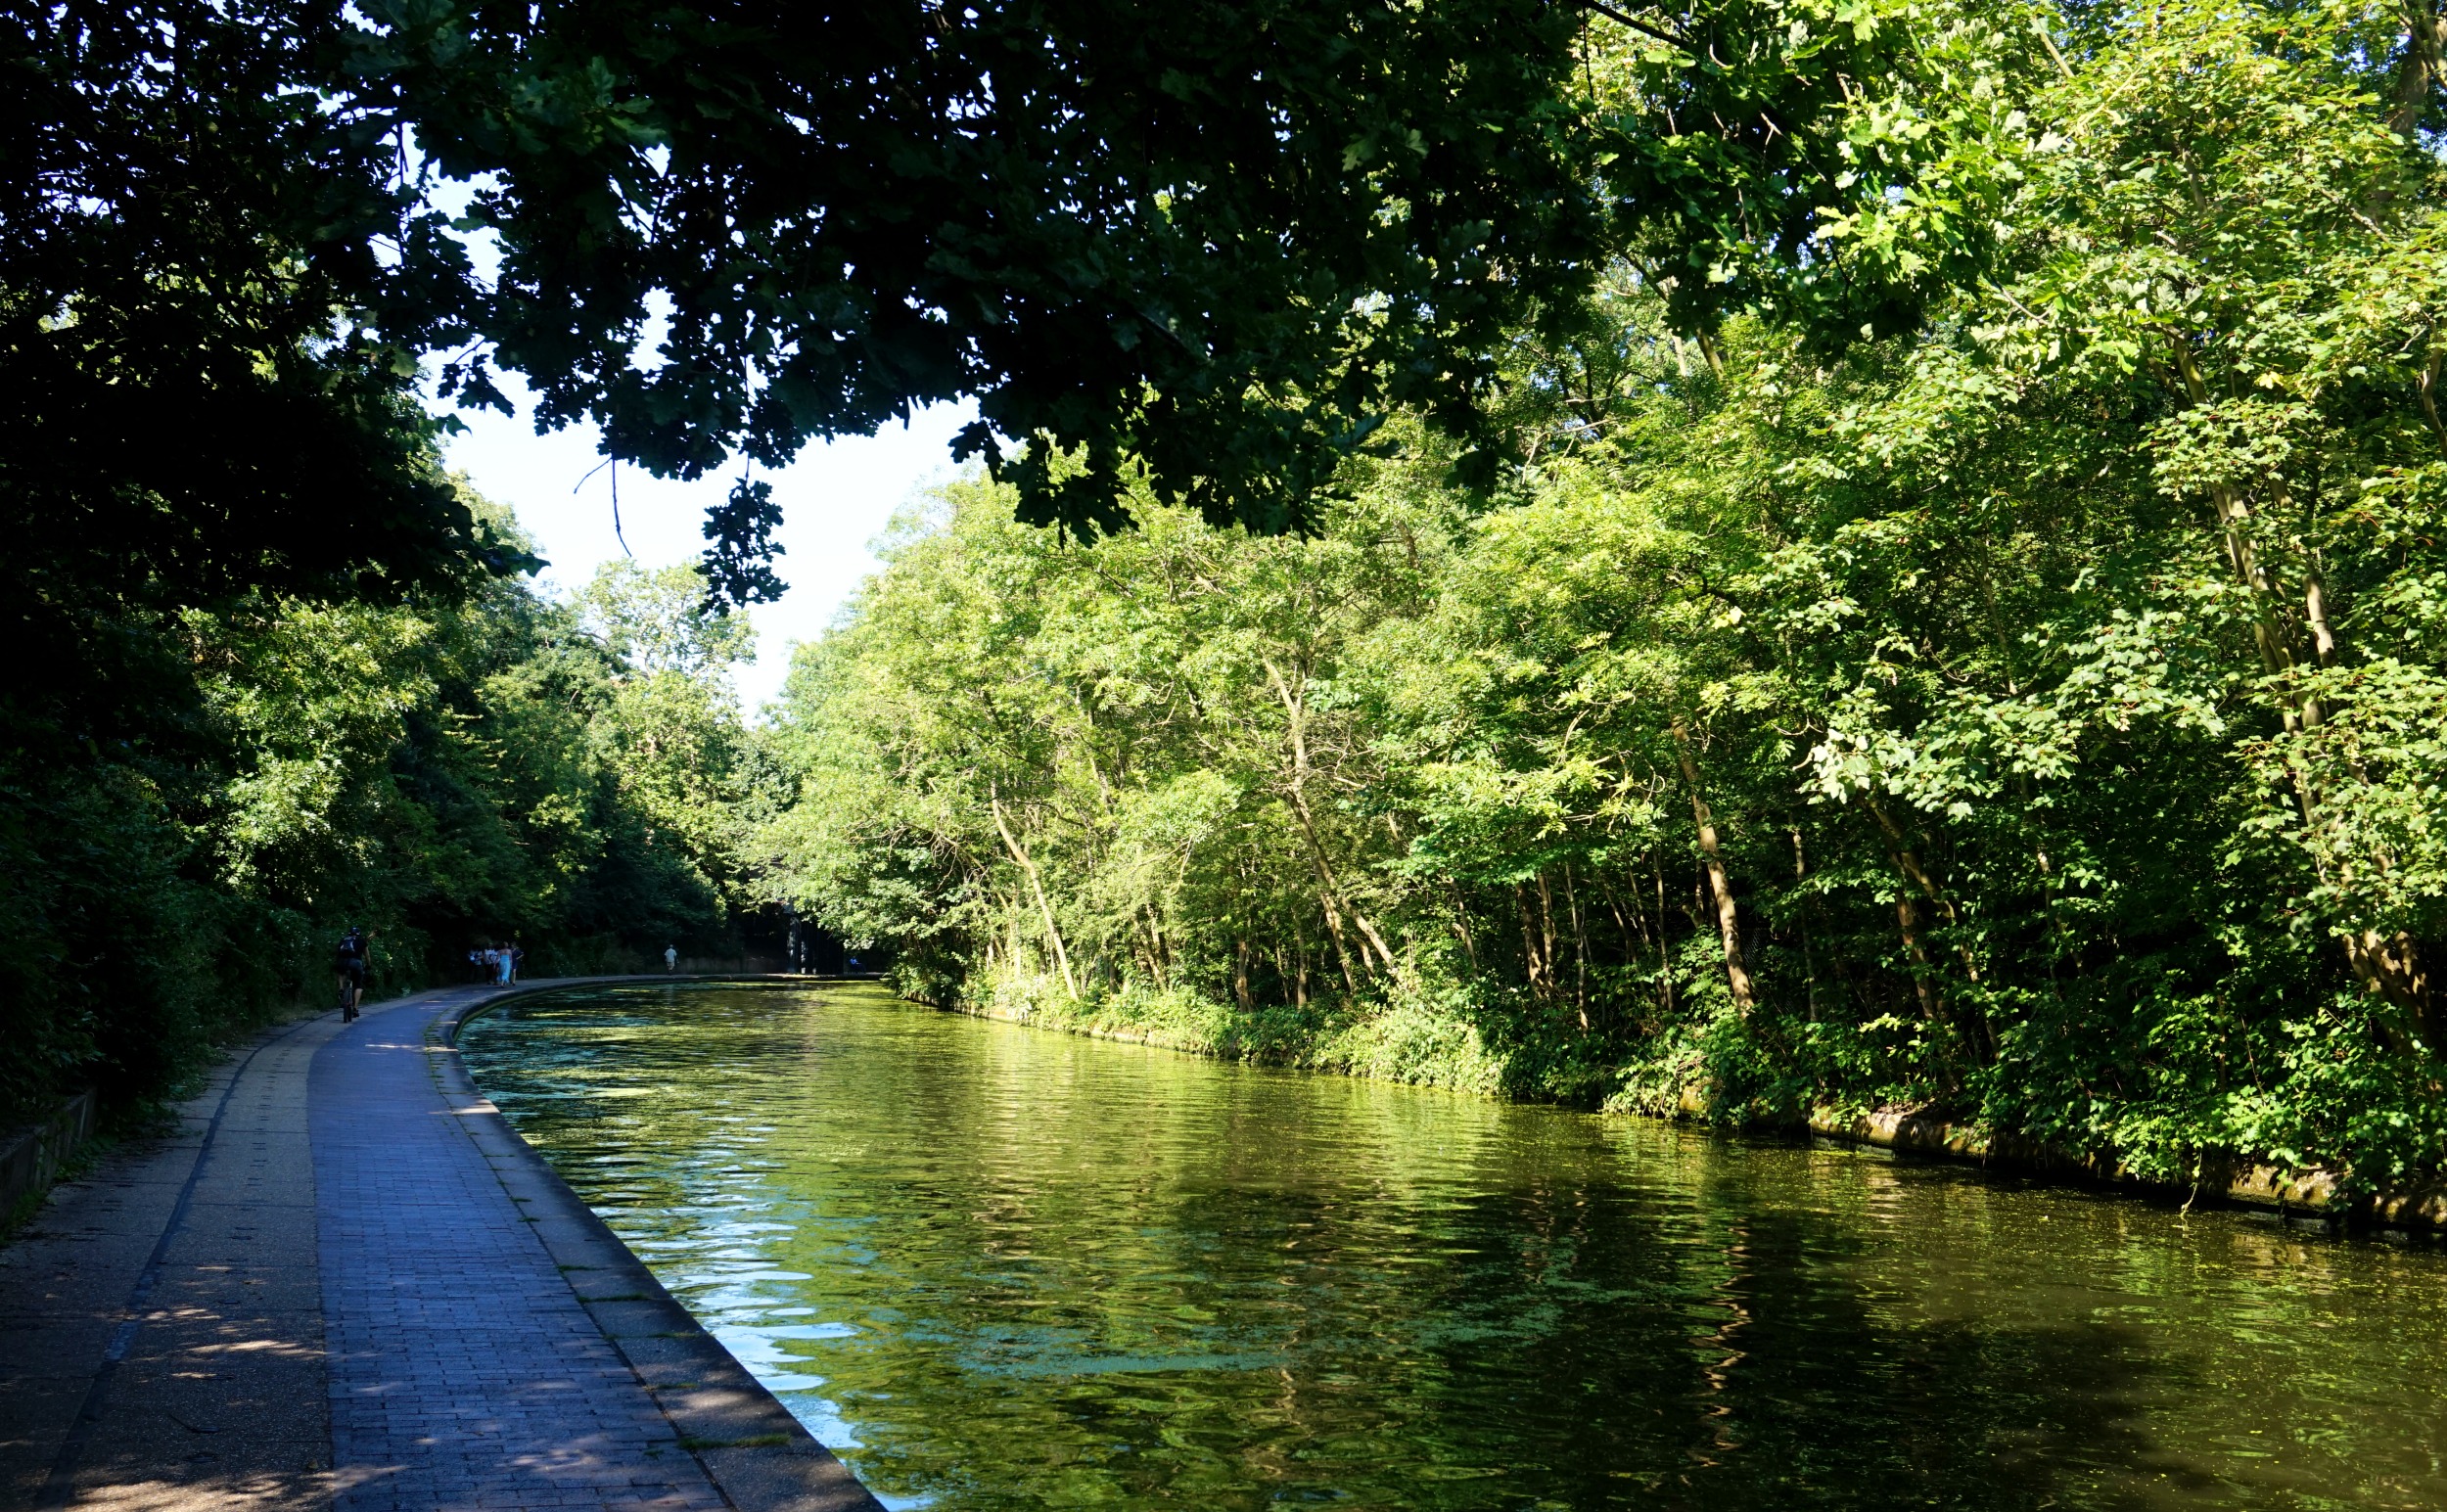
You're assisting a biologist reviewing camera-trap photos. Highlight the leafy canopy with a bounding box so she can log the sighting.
[8,0,2034,613]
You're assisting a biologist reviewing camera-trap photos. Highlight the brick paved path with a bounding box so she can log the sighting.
[311,991,730,1512]
[3,979,876,1512]
[2,1008,340,1510]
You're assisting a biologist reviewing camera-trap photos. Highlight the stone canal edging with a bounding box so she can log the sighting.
[439,977,884,1512]
[1,971,887,1511]
[951,990,2447,1240]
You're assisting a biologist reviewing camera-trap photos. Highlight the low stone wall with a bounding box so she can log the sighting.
[1805,1105,2447,1235]
[0,1090,97,1225]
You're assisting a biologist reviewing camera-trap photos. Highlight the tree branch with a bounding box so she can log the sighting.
[1566,0,1696,54]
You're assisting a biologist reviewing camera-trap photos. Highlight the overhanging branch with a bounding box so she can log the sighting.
[1567,0,1697,54]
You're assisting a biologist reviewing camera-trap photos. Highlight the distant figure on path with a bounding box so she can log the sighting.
[507,939,525,983]
[664,945,678,973]
[335,926,369,1022]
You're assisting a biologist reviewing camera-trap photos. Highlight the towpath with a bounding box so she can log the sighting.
[0,980,880,1512]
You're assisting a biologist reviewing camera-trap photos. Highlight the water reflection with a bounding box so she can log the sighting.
[462,984,2447,1511]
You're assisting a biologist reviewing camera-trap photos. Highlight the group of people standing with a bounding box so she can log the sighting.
[470,941,524,985]
[332,931,525,1027]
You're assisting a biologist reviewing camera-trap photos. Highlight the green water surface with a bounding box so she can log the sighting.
[458,982,2447,1511]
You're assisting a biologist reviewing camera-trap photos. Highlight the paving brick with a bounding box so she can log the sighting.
[312,995,727,1512]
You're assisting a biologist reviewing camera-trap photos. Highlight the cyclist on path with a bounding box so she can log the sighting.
[336,927,370,1022]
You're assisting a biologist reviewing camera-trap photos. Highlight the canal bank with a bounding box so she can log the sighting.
[935,985,2447,1240]
[0,977,881,1512]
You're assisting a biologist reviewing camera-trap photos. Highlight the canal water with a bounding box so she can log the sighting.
[459,982,2447,1511]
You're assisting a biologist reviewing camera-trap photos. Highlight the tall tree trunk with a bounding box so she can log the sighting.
[1654,852,1677,1019]
[1598,874,1639,963]
[2421,349,2447,452]
[1350,909,1397,976]
[1792,829,1821,1023]
[1894,893,1945,1032]
[1672,720,1757,1017]
[1449,885,1481,975]
[991,788,1077,998]
[1319,890,1362,995]
[1517,884,1549,999]
[2304,563,2340,670]
[1142,906,1169,990]
[2345,931,2437,1048]
[2182,356,2438,1039]
[2390,0,2446,140]
[2288,515,2433,1035]
[1537,871,1560,998]
[1864,796,1991,1060]
[1692,327,1728,381]
[1263,656,1398,986]
[2170,342,2300,697]
[1565,861,1590,1030]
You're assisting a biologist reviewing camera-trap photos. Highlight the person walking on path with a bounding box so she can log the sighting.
[665,944,678,973]
[507,939,525,983]
[335,926,369,1021]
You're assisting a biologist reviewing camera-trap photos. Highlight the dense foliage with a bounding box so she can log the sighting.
[0,509,775,1118]
[766,0,2447,1191]
[12,0,2447,1204]
[9,0,2022,583]
[3,0,2011,1117]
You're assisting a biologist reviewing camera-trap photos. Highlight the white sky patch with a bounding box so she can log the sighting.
[443,380,977,719]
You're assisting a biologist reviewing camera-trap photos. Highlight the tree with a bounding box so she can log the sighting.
[762,0,2447,1190]
[9,0,2050,613]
